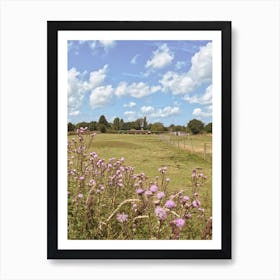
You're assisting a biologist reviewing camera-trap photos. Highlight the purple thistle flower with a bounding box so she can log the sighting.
[182,195,190,202]
[174,218,185,228]
[116,213,128,223]
[79,176,85,181]
[144,190,153,197]
[136,188,144,195]
[165,200,176,209]
[157,191,165,199]
[192,200,201,208]
[77,193,83,198]
[155,207,167,221]
[150,184,158,193]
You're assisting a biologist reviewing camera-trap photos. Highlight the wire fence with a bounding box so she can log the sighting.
[158,134,212,161]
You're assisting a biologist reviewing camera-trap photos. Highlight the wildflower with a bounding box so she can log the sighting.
[136,188,144,195]
[182,195,190,202]
[116,213,128,223]
[158,166,168,174]
[198,208,205,213]
[155,207,167,221]
[166,178,170,182]
[79,176,85,181]
[144,190,153,197]
[192,200,201,208]
[77,193,83,198]
[157,191,165,199]
[165,200,176,209]
[89,179,95,186]
[150,184,158,193]
[194,192,198,197]
[174,218,185,228]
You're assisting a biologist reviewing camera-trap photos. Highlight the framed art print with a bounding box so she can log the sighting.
[47,21,231,259]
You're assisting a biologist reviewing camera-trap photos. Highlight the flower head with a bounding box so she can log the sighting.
[182,195,190,202]
[77,193,83,198]
[144,190,153,197]
[150,184,158,193]
[157,191,165,199]
[192,200,201,208]
[174,218,185,228]
[116,213,128,223]
[136,188,144,195]
[165,200,176,209]
[155,207,167,221]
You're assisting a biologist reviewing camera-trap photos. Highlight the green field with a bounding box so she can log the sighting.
[85,133,212,215]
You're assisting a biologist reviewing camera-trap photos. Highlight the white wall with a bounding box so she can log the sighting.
[0,0,279,279]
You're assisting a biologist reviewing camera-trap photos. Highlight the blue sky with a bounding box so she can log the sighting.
[68,40,212,126]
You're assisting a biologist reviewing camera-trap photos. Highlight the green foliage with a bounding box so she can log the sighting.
[204,122,212,133]
[99,124,107,133]
[98,115,109,127]
[68,122,75,132]
[113,117,120,131]
[151,122,165,132]
[89,121,98,131]
[187,119,205,135]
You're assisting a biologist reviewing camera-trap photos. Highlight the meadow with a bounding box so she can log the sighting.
[67,129,212,240]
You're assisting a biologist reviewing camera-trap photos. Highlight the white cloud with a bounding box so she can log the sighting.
[69,110,80,116]
[90,85,113,109]
[184,84,212,105]
[88,40,116,52]
[88,64,108,89]
[124,111,136,121]
[68,68,88,115]
[140,106,155,114]
[160,42,212,95]
[145,43,174,69]
[192,106,212,119]
[123,102,136,108]
[130,54,140,64]
[115,82,161,98]
[188,42,212,83]
[99,40,116,48]
[160,71,194,95]
[140,105,180,118]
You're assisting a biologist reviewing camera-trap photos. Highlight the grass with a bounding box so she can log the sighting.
[82,133,212,216]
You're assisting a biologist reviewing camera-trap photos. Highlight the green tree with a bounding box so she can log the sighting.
[187,119,205,134]
[68,122,75,132]
[150,122,165,132]
[134,118,143,130]
[204,122,212,133]
[89,121,98,131]
[143,116,148,130]
[113,117,120,131]
[98,115,109,127]
[99,124,107,133]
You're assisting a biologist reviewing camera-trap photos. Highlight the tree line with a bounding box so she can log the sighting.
[68,115,212,134]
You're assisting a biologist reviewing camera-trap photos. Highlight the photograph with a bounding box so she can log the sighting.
[67,39,213,241]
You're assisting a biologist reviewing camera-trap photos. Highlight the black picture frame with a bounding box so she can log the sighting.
[47,21,231,259]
